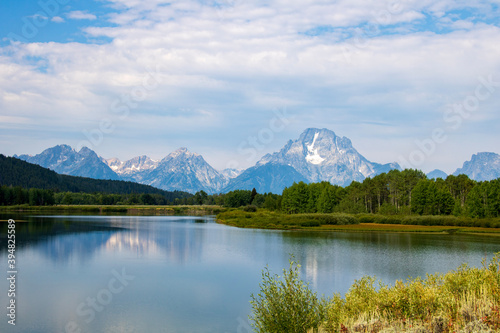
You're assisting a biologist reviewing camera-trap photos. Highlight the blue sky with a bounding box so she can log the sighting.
[0,0,499,173]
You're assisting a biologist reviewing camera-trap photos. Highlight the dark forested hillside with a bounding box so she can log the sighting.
[0,154,191,201]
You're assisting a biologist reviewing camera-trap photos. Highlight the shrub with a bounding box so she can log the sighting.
[322,253,500,332]
[250,259,327,333]
[243,205,258,212]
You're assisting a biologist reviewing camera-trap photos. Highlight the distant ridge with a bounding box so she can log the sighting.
[453,152,500,181]
[16,144,120,180]
[0,154,191,200]
[427,169,448,179]
[8,129,500,194]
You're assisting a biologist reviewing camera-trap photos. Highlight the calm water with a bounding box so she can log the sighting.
[1,214,500,333]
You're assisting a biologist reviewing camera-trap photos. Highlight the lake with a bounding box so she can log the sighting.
[1,214,500,333]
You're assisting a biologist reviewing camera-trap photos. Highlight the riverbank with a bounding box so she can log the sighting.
[3,205,500,235]
[0,204,227,216]
[216,209,500,235]
[252,255,500,333]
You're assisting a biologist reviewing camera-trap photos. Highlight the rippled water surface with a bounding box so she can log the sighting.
[1,214,500,332]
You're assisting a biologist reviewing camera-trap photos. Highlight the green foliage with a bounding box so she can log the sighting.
[323,254,500,332]
[411,179,455,215]
[250,255,500,333]
[276,169,499,221]
[193,190,208,205]
[217,210,359,229]
[282,181,310,214]
[224,190,253,208]
[243,205,258,212]
[250,259,327,333]
[263,193,281,211]
[250,253,500,333]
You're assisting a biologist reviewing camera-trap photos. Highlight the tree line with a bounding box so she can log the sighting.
[1,157,499,219]
[203,169,499,219]
[279,170,499,218]
[0,186,183,206]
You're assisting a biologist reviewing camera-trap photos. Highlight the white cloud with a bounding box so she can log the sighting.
[0,0,499,171]
[51,16,65,23]
[67,11,97,21]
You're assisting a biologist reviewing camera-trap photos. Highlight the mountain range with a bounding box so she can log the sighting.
[13,128,500,194]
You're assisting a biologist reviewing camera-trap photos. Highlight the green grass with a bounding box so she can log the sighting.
[216,210,359,230]
[251,255,500,333]
[216,209,500,234]
[0,204,227,215]
[318,254,500,332]
[356,213,500,229]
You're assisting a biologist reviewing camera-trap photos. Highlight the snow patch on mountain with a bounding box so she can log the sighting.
[306,132,325,165]
[255,128,400,186]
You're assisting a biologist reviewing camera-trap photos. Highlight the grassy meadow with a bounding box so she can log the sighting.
[0,204,227,215]
[216,209,500,235]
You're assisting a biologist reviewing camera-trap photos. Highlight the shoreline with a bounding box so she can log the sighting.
[0,204,226,216]
[216,209,500,235]
[2,205,500,236]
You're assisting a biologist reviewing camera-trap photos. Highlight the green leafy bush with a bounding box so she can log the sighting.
[250,259,328,333]
[243,205,258,212]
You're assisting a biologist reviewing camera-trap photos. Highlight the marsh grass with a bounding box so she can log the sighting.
[217,209,500,234]
[0,204,226,215]
[356,214,500,229]
[324,255,500,332]
[252,255,500,332]
[217,210,358,229]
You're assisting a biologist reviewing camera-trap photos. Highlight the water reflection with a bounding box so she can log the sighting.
[1,215,499,333]
[278,231,500,293]
[0,216,207,265]
[102,219,205,263]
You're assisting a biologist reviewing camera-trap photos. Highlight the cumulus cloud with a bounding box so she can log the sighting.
[0,0,499,171]
[67,10,97,20]
[51,16,65,23]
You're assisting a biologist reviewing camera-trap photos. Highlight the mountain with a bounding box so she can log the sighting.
[253,128,401,187]
[220,168,243,180]
[28,129,500,195]
[16,145,120,180]
[453,152,500,181]
[104,155,159,176]
[134,148,227,194]
[15,145,229,194]
[223,163,308,193]
[0,154,191,200]
[427,169,448,179]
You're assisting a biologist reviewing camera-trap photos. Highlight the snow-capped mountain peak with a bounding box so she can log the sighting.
[305,132,325,165]
[104,155,159,176]
[226,128,401,192]
[167,147,200,160]
[140,148,226,193]
[253,128,398,186]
